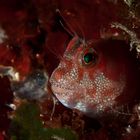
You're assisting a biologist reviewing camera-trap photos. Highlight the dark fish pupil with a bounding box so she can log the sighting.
[84,53,94,63]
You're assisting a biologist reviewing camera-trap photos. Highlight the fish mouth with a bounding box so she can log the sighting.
[50,85,76,107]
[51,86,108,115]
[51,85,91,109]
[51,85,75,95]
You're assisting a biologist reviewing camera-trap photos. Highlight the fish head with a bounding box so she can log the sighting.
[50,37,139,115]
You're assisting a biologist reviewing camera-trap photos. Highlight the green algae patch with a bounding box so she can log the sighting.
[9,102,78,140]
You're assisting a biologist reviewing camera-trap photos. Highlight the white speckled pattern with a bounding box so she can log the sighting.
[50,62,126,114]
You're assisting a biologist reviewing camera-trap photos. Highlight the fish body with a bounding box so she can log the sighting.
[50,36,140,116]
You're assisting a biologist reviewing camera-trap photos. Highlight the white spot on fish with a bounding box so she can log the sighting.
[79,72,95,89]
[92,72,125,112]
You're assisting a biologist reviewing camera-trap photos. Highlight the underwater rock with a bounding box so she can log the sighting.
[0,76,13,135]
[11,70,48,101]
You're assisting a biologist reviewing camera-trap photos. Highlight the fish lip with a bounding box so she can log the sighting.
[51,86,88,104]
[50,85,75,101]
[50,85,75,93]
[50,85,76,108]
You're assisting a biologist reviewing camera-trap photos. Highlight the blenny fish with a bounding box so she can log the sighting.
[50,36,140,116]
[50,11,140,116]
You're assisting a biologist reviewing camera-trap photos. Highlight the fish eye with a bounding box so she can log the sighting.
[82,50,97,66]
